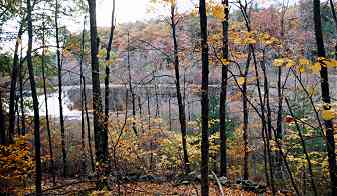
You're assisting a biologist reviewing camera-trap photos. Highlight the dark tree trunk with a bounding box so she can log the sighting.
[219,0,229,177]
[0,91,5,144]
[169,96,172,132]
[55,0,67,177]
[127,32,137,135]
[19,47,25,136]
[41,19,56,185]
[80,17,87,175]
[88,0,108,189]
[83,76,95,171]
[147,92,151,129]
[313,0,337,194]
[27,0,42,193]
[199,0,209,195]
[104,0,116,138]
[8,23,24,143]
[170,4,190,173]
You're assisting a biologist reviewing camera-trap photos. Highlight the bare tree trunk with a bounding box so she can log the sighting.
[147,91,151,129]
[80,17,87,175]
[55,0,67,177]
[27,0,42,193]
[127,32,137,135]
[8,22,24,143]
[104,0,116,138]
[313,0,337,194]
[88,0,108,189]
[41,18,56,185]
[83,76,95,171]
[0,91,5,144]
[199,0,209,194]
[170,4,190,173]
[19,47,25,136]
[219,0,229,177]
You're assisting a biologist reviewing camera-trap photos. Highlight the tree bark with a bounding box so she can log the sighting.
[8,22,24,143]
[313,0,337,194]
[104,0,116,138]
[41,18,56,185]
[127,32,137,135]
[170,3,190,173]
[88,0,108,189]
[0,91,5,144]
[55,0,67,177]
[19,46,25,136]
[219,0,229,177]
[27,0,42,193]
[199,0,209,195]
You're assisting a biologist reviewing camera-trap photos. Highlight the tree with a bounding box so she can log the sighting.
[199,0,209,195]
[87,0,108,189]
[169,1,190,173]
[104,0,116,140]
[41,16,56,185]
[26,0,42,193]
[313,0,337,194]
[219,0,229,178]
[54,0,68,177]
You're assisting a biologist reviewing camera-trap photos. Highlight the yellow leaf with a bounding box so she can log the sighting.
[220,58,230,65]
[273,58,286,67]
[298,64,305,73]
[311,62,321,74]
[211,5,224,20]
[237,76,245,85]
[286,59,295,67]
[299,58,310,65]
[321,109,335,121]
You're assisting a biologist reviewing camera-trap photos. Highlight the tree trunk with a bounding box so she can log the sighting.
[83,76,95,171]
[127,32,137,135]
[27,0,42,193]
[80,17,87,175]
[19,47,25,136]
[88,0,108,189]
[199,0,209,195]
[170,4,190,173]
[219,0,229,177]
[0,91,5,144]
[104,0,116,138]
[8,22,24,143]
[41,18,56,185]
[55,0,67,177]
[313,0,337,194]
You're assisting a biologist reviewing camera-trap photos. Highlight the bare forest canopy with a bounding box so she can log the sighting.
[0,0,337,195]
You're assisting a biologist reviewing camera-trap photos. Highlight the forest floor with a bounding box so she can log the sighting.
[23,178,285,195]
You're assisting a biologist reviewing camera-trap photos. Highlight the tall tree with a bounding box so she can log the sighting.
[41,16,56,185]
[199,0,209,195]
[170,1,190,173]
[0,91,5,144]
[55,0,67,177]
[219,0,229,177]
[8,21,24,143]
[87,0,108,189]
[313,0,337,194]
[104,0,116,138]
[27,0,42,193]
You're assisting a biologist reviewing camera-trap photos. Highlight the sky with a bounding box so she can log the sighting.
[95,0,195,26]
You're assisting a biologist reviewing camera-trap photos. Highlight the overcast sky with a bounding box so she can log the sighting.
[95,0,195,26]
